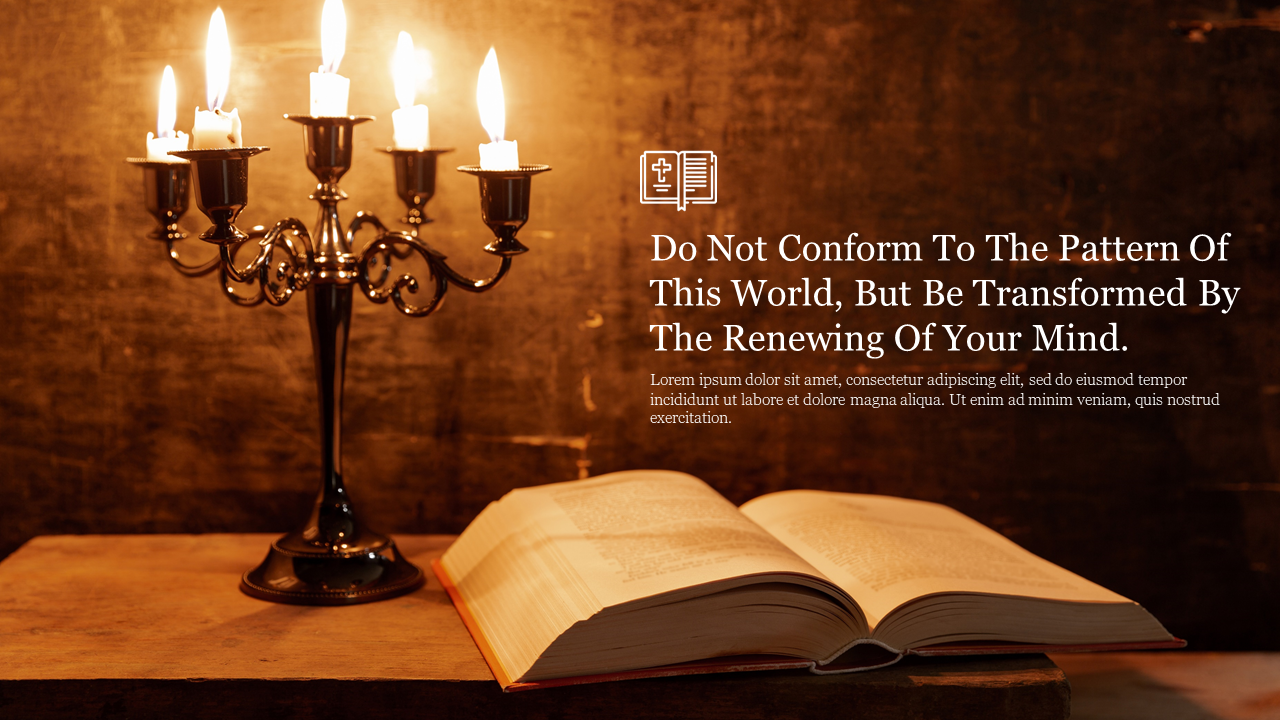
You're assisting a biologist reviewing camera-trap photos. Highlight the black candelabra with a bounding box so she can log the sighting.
[128,114,549,605]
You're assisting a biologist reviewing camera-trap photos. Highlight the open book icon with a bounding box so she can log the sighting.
[640,151,717,210]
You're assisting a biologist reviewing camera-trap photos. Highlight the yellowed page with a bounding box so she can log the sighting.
[503,470,834,608]
[741,490,1129,629]
[439,493,606,682]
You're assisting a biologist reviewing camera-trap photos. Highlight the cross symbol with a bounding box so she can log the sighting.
[651,157,672,184]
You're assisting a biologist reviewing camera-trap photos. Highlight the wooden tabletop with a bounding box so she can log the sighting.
[0,533,1070,719]
[1052,652,1280,720]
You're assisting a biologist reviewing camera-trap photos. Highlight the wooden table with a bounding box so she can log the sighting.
[0,534,1070,719]
[1051,652,1280,720]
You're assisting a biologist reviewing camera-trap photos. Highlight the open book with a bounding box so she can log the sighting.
[434,470,1182,691]
[640,151,717,210]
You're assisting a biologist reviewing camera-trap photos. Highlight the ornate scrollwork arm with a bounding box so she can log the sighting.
[163,233,221,277]
[349,211,514,318]
[435,253,513,293]
[218,245,265,307]
[259,219,314,306]
[350,212,447,317]
[217,219,314,307]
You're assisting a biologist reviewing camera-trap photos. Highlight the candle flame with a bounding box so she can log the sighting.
[393,31,416,110]
[476,47,505,143]
[158,65,177,139]
[206,8,230,111]
[321,0,346,74]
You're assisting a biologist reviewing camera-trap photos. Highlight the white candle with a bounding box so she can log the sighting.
[479,139,518,170]
[192,108,242,149]
[192,7,243,149]
[147,134,190,161]
[309,0,349,116]
[146,65,189,161]
[310,74,350,116]
[391,31,430,149]
[393,105,430,149]
[476,47,519,170]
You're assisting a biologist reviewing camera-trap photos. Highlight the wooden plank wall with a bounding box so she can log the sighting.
[1,0,1276,649]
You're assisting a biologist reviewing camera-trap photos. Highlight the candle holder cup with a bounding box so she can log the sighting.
[458,165,552,256]
[129,114,551,605]
[126,159,191,242]
[381,148,454,234]
[169,146,270,244]
[286,114,372,186]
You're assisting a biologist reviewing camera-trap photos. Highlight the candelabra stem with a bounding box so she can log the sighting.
[309,282,354,541]
[311,185,357,282]
[240,274,424,604]
[239,182,424,604]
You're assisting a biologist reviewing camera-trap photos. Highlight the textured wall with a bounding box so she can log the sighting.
[2,0,1278,649]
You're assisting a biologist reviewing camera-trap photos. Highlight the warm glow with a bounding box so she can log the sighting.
[206,7,230,111]
[393,32,416,109]
[157,65,177,138]
[391,33,429,149]
[476,47,506,143]
[148,65,188,160]
[320,0,346,73]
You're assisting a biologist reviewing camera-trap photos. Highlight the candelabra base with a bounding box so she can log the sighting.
[240,532,424,605]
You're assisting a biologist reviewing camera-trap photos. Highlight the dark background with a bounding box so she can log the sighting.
[2,0,1277,649]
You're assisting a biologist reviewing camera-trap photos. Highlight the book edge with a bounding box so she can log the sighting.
[432,558,820,692]
[433,558,1187,691]
[908,638,1188,657]
[505,656,817,692]
[430,557,517,688]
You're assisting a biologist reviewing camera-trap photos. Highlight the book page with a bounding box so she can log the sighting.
[741,490,1129,628]
[506,471,837,608]
[640,151,681,204]
[680,151,715,205]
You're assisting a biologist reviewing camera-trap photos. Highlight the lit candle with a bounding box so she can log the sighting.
[476,48,518,170]
[391,32,430,150]
[191,7,242,149]
[310,0,349,116]
[146,66,189,161]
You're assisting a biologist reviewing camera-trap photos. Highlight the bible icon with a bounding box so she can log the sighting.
[640,151,717,210]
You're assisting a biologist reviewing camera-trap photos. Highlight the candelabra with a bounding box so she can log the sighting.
[128,115,549,605]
